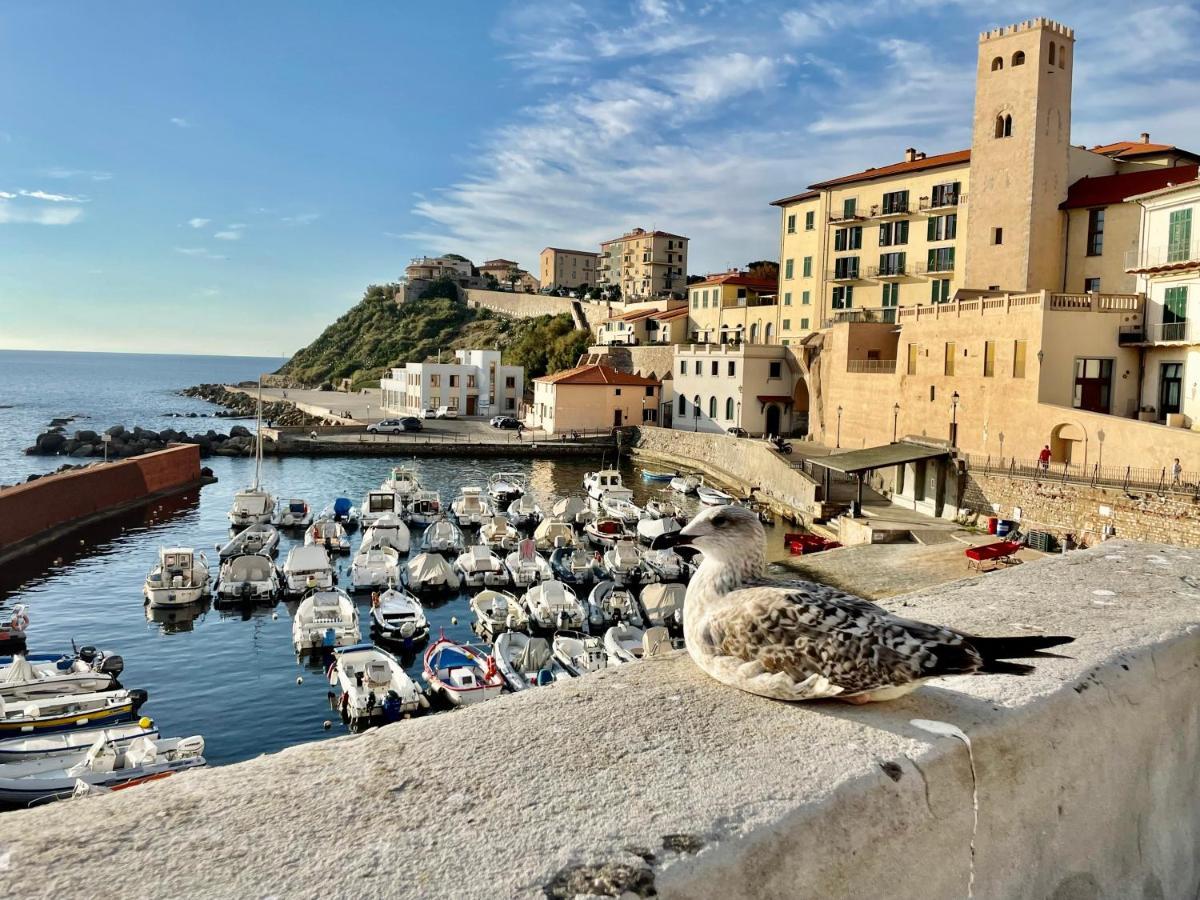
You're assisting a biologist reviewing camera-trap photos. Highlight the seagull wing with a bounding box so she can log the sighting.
[700,584,984,697]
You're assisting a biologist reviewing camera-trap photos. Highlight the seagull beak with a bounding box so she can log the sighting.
[650,531,692,551]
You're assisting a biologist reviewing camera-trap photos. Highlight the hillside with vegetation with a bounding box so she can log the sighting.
[275,281,591,388]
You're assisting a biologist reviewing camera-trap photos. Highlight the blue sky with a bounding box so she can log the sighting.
[2,0,1198,356]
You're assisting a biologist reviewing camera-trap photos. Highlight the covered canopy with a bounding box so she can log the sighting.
[813,441,949,475]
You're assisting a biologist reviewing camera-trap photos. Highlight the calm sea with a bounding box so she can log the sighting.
[0,350,682,768]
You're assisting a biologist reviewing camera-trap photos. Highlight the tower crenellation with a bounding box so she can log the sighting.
[979,18,1074,42]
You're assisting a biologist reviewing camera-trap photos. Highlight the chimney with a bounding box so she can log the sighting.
[915,151,927,160]
[904,147,918,162]
[1140,132,1150,144]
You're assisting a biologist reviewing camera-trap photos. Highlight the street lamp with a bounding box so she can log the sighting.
[892,402,900,443]
[836,405,843,449]
[1097,428,1106,470]
[365,404,371,428]
[949,391,960,448]
[998,431,1005,463]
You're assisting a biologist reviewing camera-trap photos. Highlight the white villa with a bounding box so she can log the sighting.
[379,350,524,417]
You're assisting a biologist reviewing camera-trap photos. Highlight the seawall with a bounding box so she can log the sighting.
[0,445,203,563]
[4,543,1197,899]
[463,288,615,328]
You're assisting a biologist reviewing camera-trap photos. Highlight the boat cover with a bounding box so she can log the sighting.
[333,498,352,517]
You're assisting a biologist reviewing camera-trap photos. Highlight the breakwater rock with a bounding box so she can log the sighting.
[25,424,258,460]
[180,383,329,426]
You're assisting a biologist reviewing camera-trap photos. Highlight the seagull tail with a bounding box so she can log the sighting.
[977,658,1036,676]
[969,634,1075,661]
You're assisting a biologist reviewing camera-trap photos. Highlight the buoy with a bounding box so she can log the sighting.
[138,716,153,729]
[79,539,85,545]
[296,676,303,685]
[323,720,332,730]
[272,612,278,620]
[450,616,458,625]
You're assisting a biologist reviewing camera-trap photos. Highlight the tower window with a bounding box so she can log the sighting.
[1048,42,1056,66]
[992,227,1003,245]
[991,56,1003,71]
[994,114,1013,138]
[1012,50,1026,66]
[1058,47,1066,69]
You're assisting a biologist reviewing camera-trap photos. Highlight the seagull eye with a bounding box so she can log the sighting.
[712,514,728,527]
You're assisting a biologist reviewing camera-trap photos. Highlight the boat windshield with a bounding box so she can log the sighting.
[234,493,270,514]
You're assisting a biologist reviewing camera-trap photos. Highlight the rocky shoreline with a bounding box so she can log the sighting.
[26,423,260,460]
[180,383,331,427]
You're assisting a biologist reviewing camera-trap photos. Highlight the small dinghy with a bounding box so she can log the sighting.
[0,733,205,804]
[215,553,280,602]
[382,466,421,503]
[0,688,148,736]
[218,522,279,560]
[480,514,521,551]
[422,637,503,707]
[361,513,410,555]
[604,623,646,665]
[450,487,491,527]
[583,469,625,501]
[641,625,679,657]
[282,545,335,596]
[602,540,644,586]
[143,547,211,608]
[506,494,543,529]
[0,648,124,702]
[328,644,428,723]
[405,552,461,593]
[551,496,595,528]
[636,515,681,547]
[454,546,510,588]
[522,580,586,631]
[487,472,527,506]
[552,631,608,676]
[641,548,688,583]
[350,544,402,592]
[549,546,604,587]
[506,538,552,588]
[584,518,631,549]
[292,589,360,652]
[305,519,351,554]
[644,498,684,520]
[420,518,466,556]
[361,489,401,527]
[319,497,360,531]
[696,484,735,506]
[638,583,686,631]
[271,498,313,529]
[369,588,428,645]
[469,590,527,641]
[600,492,641,526]
[493,632,566,690]
[586,580,642,631]
[669,473,700,495]
[407,490,442,527]
[640,469,677,483]
[534,518,576,552]
[0,721,158,763]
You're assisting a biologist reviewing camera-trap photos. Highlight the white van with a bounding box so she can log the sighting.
[435,406,459,419]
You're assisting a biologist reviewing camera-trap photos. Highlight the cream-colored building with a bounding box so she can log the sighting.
[540,247,598,291]
[379,350,524,418]
[673,344,799,437]
[529,364,661,433]
[595,305,689,346]
[687,271,779,345]
[405,255,473,283]
[598,228,689,299]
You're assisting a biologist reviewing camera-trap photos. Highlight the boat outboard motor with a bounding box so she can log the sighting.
[129,689,150,712]
[78,645,98,664]
[97,653,125,679]
[382,690,401,720]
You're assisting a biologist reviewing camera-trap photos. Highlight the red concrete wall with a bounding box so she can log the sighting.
[0,445,201,550]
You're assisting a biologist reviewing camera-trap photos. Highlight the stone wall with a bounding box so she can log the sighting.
[463,288,611,327]
[589,344,677,382]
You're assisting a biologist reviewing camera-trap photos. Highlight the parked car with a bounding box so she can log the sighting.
[435,406,459,419]
[490,416,521,429]
[418,408,438,420]
[367,419,406,435]
[399,416,423,432]
[726,427,749,438]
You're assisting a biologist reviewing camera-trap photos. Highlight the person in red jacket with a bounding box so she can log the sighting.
[1038,444,1052,471]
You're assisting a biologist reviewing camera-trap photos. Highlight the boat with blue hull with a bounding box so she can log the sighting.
[0,689,148,736]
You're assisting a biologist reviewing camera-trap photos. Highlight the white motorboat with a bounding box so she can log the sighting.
[407,490,442,527]
[405,552,461,593]
[350,544,402,592]
[552,631,608,676]
[291,589,360,652]
[215,553,280,602]
[328,643,428,723]
[506,494,543,529]
[551,496,595,528]
[0,688,148,737]
[480,514,521,551]
[228,384,274,526]
[584,468,625,502]
[454,546,510,588]
[271,498,313,529]
[586,580,643,630]
[305,519,351,554]
[143,547,210,608]
[361,513,410,555]
[0,648,124,702]
[282,545,334,596]
[644,498,684,520]
[669,473,700,495]
[584,518,631,549]
[696,484,735,506]
[469,590,527,641]
[382,466,421,503]
[487,472,527,506]
[360,489,401,527]
[636,515,681,546]
[0,733,205,805]
[641,548,688,583]
[422,638,503,707]
[522,579,586,631]
[0,722,159,763]
[420,518,466,555]
[505,538,552,588]
[369,588,429,645]
[600,492,641,525]
[319,498,360,530]
[218,523,279,560]
[451,487,491,527]
[533,518,576,551]
[493,632,567,691]
[602,540,644,586]
[641,625,680,657]
[638,583,686,631]
[604,623,646,664]
[549,546,604,587]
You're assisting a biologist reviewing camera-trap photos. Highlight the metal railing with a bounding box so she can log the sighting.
[1125,238,1200,272]
[827,266,862,282]
[965,453,1199,496]
[867,263,907,278]
[846,359,897,373]
[914,259,956,275]
[823,307,895,326]
[918,193,965,211]
[828,210,866,223]
[867,202,911,218]
[1142,320,1198,343]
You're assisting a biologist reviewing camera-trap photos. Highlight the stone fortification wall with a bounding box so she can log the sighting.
[590,344,676,381]
[462,288,610,327]
[4,544,1198,900]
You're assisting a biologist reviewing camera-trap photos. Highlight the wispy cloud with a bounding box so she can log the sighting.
[169,117,192,128]
[281,212,319,226]
[18,189,85,203]
[187,217,211,228]
[174,246,226,260]
[43,167,112,182]
[214,224,245,240]
[0,201,84,225]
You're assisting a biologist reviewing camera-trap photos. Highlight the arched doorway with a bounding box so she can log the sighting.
[792,378,811,436]
[1050,421,1086,465]
[749,323,759,344]
[765,404,781,437]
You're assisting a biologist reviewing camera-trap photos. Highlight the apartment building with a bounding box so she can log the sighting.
[379,350,523,418]
[595,305,689,346]
[539,247,599,291]
[405,255,473,283]
[528,364,661,433]
[673,344,799,437]
[687,271,781,345]
[598,228,689,299]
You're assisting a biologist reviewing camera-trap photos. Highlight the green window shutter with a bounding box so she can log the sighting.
[1168,209,1193,261]
[845,286,854,307]
[927,248,936,270]
[1164,286,1188,322]
[947,247,955,269]
[898,220,908,243]
[927,217,936,241]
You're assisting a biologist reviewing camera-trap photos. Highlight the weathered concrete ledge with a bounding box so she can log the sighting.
[4,542,1198,899]
[263,438,613,459]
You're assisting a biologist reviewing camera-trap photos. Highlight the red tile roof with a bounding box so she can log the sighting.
[691,272,777,291]
[769,189,819,208]
[600,228,688,244]
[1091,140,1199,162]
[807,149,970,191]
[1060,165,1199,209]
[479,258,519,268]
[651,306,689,321]
[535,364,661,387]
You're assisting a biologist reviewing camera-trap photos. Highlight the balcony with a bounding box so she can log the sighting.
[865,202,910,219]
[915,259,956,275]
[828,267,863,283]
[828,209,866,224]
[918,193,966,212]
[823,307,896,326]
[1138,320,1200,344]
[867,263,907,279]
[1117,324,1146,345]
[846,359,897,374]
[1125,239,1200,273]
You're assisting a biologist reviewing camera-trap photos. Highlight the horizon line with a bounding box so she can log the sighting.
[0,347,290,361]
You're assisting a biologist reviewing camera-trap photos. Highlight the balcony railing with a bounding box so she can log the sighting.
[823,307,896,326]
[915,259,956,274]
[918,193,966,212]
[866,203,911,219]
[867,263,907,279]
[828,267,862,282]
[1117,324,1146,345]
[1125,239,1200,272]
[1142,320,1199,343]
[846,359,897,373]
[828,209,866,223]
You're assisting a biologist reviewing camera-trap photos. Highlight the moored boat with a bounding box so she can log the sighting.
[551,496,594,528]
[587,580,643,631]
[599,491,641,525]
[420,518,466,556]
[638,582,686,632]
[549,546,604,587]
[669,473,700,495]
[0,648,124,702]
[487,472,526,506]
[493,632,566,690]
[644,498,684,520]
[641,548,688,583]
[218,523,279,560]
[382,466,421,503]
[603,623,645,664]
[450,487,491,527]
[480,514,521,551]
[349,544,402,592]
[281,545,335,596]
[143,547,211,608]
[454,546,510,588]
[696,484,735,506]
[407,490,442,527]
[602,540,644,586]
[506,494,543,529]
[360,489,401,527]
[584,518,632,549]
[640,469,677,483]
[552,631,608,676]
[405,552,462,593]
[522,579,586,631]
[505,538,552,587]
[636,515,680,547]
[533,518,576,551]
[271,498,313,529]
[291,589,360,652]
[369,588,429,646]
[361,513,411,555]
[215,553,280,602]
[421,637,503,707]
[0,721,159,763]
[469,590,527,641]
[0,688,148,736]
[327,644,428,723]
[583,468,624,501]
[305,519,351,554]
[319,497,360,530]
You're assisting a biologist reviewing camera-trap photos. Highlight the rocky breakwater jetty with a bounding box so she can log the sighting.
[180,383,330,427]
[26,424,258,460]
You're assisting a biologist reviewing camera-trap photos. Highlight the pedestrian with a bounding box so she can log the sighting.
[1172,457,1182,487]
[1038,444,1052,471]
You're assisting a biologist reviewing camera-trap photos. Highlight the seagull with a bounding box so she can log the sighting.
[653,505,1073,703]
